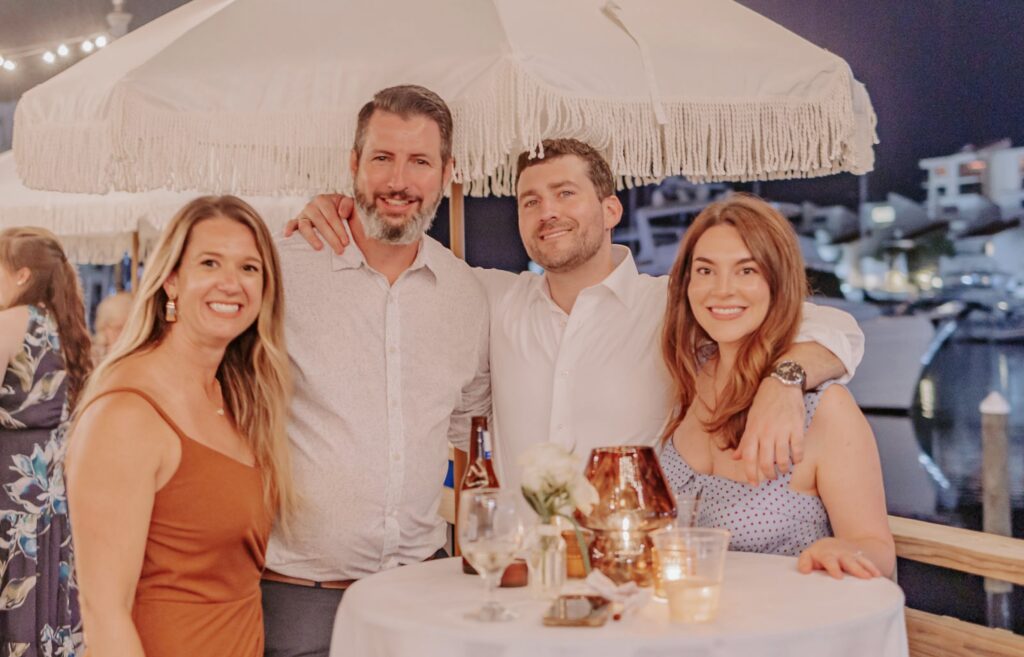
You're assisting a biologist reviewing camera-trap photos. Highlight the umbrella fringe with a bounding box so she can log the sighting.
[13,60,874,196]
[453,60,874,196]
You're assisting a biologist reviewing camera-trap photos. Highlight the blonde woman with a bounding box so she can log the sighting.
[66,196,294,657]
[0,227,91,657]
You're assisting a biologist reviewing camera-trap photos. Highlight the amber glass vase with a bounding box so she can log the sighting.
[577,446,677,586]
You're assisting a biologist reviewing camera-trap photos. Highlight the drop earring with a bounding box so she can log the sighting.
[165,298,178,323]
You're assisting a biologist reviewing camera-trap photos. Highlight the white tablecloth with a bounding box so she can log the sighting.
[330,553,908,657]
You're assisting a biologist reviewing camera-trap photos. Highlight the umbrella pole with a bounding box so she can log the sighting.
[449,182,465,260]
[130,231,140,291]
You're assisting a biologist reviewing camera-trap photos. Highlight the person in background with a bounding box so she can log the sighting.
[66,196,294,657]
[91,291,133,364]
[0,227,92,657]
[659,195,895,579]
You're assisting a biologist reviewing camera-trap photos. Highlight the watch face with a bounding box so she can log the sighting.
[775,361,806,385]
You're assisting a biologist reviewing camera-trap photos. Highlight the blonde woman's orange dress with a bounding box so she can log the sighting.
[82,388,272,657]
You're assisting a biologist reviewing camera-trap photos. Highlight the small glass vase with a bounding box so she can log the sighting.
[527,522,566,599]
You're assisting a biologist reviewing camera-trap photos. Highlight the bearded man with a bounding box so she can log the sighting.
[261,85,490,657]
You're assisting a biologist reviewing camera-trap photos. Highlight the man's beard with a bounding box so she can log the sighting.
[354,187,441,246]
[528,222,604,273]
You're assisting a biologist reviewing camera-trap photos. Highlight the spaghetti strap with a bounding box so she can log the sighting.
[79,387,191,441]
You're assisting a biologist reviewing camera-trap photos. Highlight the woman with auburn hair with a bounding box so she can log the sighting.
[660,194,895,579]
[0,227,90,656]
[66,196,294,657]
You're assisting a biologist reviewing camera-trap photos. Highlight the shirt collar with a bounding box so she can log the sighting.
[597,245,641,308]
[530,244,641,310]
[330,222,439,282]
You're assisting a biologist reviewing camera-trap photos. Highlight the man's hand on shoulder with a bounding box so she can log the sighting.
[733,376,805,485]
[283,194,354,254]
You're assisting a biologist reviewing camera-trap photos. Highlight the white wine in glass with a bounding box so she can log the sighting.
[458,488,523,621]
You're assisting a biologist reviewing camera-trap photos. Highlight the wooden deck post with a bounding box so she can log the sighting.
[449,182,465,261]
[130,231,140,290]
[980,391,1012,629]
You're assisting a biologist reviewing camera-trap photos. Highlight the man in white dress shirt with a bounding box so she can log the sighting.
[291,138,863,495]
[262,85,490,657]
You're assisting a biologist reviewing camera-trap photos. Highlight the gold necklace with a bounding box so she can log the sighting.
[208,380,225,416]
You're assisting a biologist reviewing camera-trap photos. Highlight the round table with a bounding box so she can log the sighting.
[330,553,908,657]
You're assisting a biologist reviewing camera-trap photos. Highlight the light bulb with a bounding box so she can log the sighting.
[95,35,108,48]
[2,60,16,71]
[82,40,95,53]
[43,51,56,64]
[57,44,70,57]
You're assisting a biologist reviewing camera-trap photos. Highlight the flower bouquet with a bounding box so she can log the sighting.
[519,443,598,581]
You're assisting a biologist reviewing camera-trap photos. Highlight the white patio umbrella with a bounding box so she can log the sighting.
[14,0,876,197]
[0,150,305,267]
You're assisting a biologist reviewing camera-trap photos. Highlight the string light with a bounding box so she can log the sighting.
[0,33,112,74]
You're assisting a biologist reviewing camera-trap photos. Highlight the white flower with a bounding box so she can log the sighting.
[548,452,580,486]
[520,464,546,493]
[570,477,599,516]
[520,442,596,517]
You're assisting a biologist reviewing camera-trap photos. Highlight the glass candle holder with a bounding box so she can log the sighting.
[577,446,677,586]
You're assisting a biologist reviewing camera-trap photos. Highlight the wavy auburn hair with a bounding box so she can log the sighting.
[76,196,295,524]
[0,227,92,408]
[660,194,807,450]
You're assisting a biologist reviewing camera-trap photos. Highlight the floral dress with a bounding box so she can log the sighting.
[0,305,82,657]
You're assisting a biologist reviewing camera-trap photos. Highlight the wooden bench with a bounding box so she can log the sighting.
[889,515,1024,657]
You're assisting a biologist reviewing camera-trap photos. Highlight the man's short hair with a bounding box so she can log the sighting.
[353,85,454,164]
[515,139,615,199]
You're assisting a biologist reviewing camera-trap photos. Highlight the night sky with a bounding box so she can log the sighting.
[3,0,1023,208]
[737,0,1024,206]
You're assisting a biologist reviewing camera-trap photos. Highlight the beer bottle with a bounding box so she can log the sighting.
[460,416,499,574]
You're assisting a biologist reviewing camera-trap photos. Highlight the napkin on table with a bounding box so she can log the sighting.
[584,570,652,620]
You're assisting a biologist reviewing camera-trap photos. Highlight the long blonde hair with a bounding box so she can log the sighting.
[0,227,92,408]
[77,196,295,523]
[660,194,806,449]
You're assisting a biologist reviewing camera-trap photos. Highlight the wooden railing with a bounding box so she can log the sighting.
[889,515,1024,657]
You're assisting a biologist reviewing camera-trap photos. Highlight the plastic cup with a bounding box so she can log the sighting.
[651,527,729,623]
[650,495,700,599]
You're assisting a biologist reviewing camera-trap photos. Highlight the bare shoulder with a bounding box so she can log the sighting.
[0,306,31,365]
[0,305,30,342]
[69,388,179,468]
[806,384,873,450]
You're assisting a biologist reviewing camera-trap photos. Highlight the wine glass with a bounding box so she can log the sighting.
[458,488,524,621]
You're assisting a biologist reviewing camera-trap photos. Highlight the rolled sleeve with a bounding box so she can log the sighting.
[796,301,865,384]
